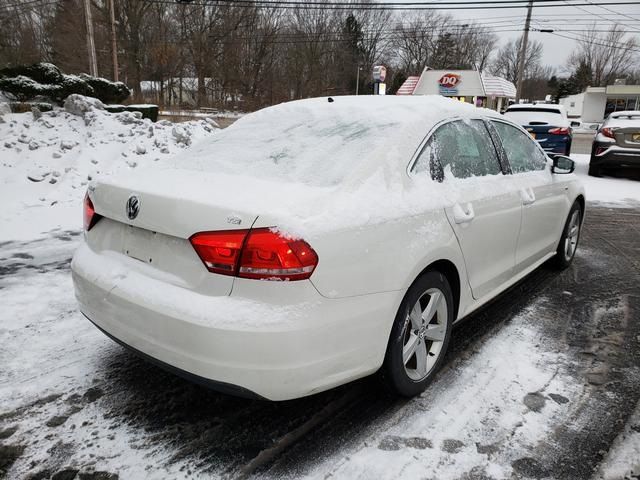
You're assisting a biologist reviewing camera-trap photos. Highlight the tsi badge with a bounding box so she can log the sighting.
[126,195,140,220]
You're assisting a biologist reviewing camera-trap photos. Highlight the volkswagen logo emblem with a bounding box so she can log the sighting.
[126,195,140,220]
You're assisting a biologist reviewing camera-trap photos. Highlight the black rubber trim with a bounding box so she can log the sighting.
[83,313,268,400]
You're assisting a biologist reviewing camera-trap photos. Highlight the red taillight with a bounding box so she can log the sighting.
[601,127,616,139]
[190,230,247,276]
[83,192,100,231]
[239,228,318,280]
[595,146,608,155]
[548,127,569,135]
[190,228,319,281]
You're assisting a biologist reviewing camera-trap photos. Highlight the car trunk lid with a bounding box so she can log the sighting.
[614,126,640,149]
[87,168,260,296]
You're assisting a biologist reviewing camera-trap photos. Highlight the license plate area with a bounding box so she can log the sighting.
[124,225,157,264]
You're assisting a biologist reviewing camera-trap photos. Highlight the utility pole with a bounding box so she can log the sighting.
[108,0,119,82]
[83,0,98,77]
[515,0,533,103]
[356,65,362,95]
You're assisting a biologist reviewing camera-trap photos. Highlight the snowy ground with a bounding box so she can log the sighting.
[572,154,640,207]
[1,102,640,479]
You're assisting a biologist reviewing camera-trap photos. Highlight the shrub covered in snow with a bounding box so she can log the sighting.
[0,75,61,101]
[0,63,130,104]
[0,62,64,85]
[79,73,130,104]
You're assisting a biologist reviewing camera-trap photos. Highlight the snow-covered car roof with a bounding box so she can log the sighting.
[173,95,501,187]
[608,110,640,119]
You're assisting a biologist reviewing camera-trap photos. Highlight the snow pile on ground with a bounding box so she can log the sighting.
[596,401,640,480]
[0,91,10,115]
[571,153,640,206]
[0,95,218,241]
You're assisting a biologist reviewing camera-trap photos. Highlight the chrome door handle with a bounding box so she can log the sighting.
[453,203,475,224]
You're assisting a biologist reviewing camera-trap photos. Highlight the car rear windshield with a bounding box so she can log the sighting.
[504,108,564,126]
[173,97,455,187]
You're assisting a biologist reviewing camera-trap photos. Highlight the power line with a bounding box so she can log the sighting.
[142,0,640,11]
[558,0,640,32]
[547,30,640,52]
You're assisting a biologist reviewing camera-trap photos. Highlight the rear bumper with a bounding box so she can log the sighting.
[591,146,640,169]
[71,243,399,400]
[537,137,571,155]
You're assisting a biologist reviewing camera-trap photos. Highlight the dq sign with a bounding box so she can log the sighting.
[438,73,461,95]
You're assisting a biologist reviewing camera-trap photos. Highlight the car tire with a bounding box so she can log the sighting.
[381,271,454,397]
[553,201,582,270]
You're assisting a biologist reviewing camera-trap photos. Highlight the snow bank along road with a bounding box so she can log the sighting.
[0,204,639,479]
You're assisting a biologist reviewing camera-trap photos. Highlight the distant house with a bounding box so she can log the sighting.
[397,68,516,112]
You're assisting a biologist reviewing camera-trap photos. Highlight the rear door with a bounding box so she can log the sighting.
[414,119,522,300]
[490,119,568,272]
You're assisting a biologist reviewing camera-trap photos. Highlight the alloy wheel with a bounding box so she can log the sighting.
[564,210,581,261]
[402,288,448,382]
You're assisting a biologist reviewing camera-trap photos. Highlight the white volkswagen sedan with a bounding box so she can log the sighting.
[72,96,585,401]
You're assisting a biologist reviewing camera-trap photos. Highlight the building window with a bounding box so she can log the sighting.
[605,96,640,117]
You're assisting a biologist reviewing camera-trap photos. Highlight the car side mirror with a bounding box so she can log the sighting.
[551,155,575,174]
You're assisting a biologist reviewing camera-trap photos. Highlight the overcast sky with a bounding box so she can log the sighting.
[444,2,640,73]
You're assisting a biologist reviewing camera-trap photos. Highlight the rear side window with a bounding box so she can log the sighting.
[412,120,502,181]
[492,121,548,173]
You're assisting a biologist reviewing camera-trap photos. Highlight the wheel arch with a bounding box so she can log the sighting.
[415,259,461,321]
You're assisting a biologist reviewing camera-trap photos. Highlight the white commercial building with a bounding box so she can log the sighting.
[560,84,640,122]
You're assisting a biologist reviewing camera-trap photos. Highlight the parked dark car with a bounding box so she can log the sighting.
[589,111,640,177]
[504,104,572,156]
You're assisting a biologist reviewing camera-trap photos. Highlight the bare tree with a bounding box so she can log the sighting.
[1,0,502,110]
[568,24,639,86]
[490,37,543,85]
[392,11,444,74]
